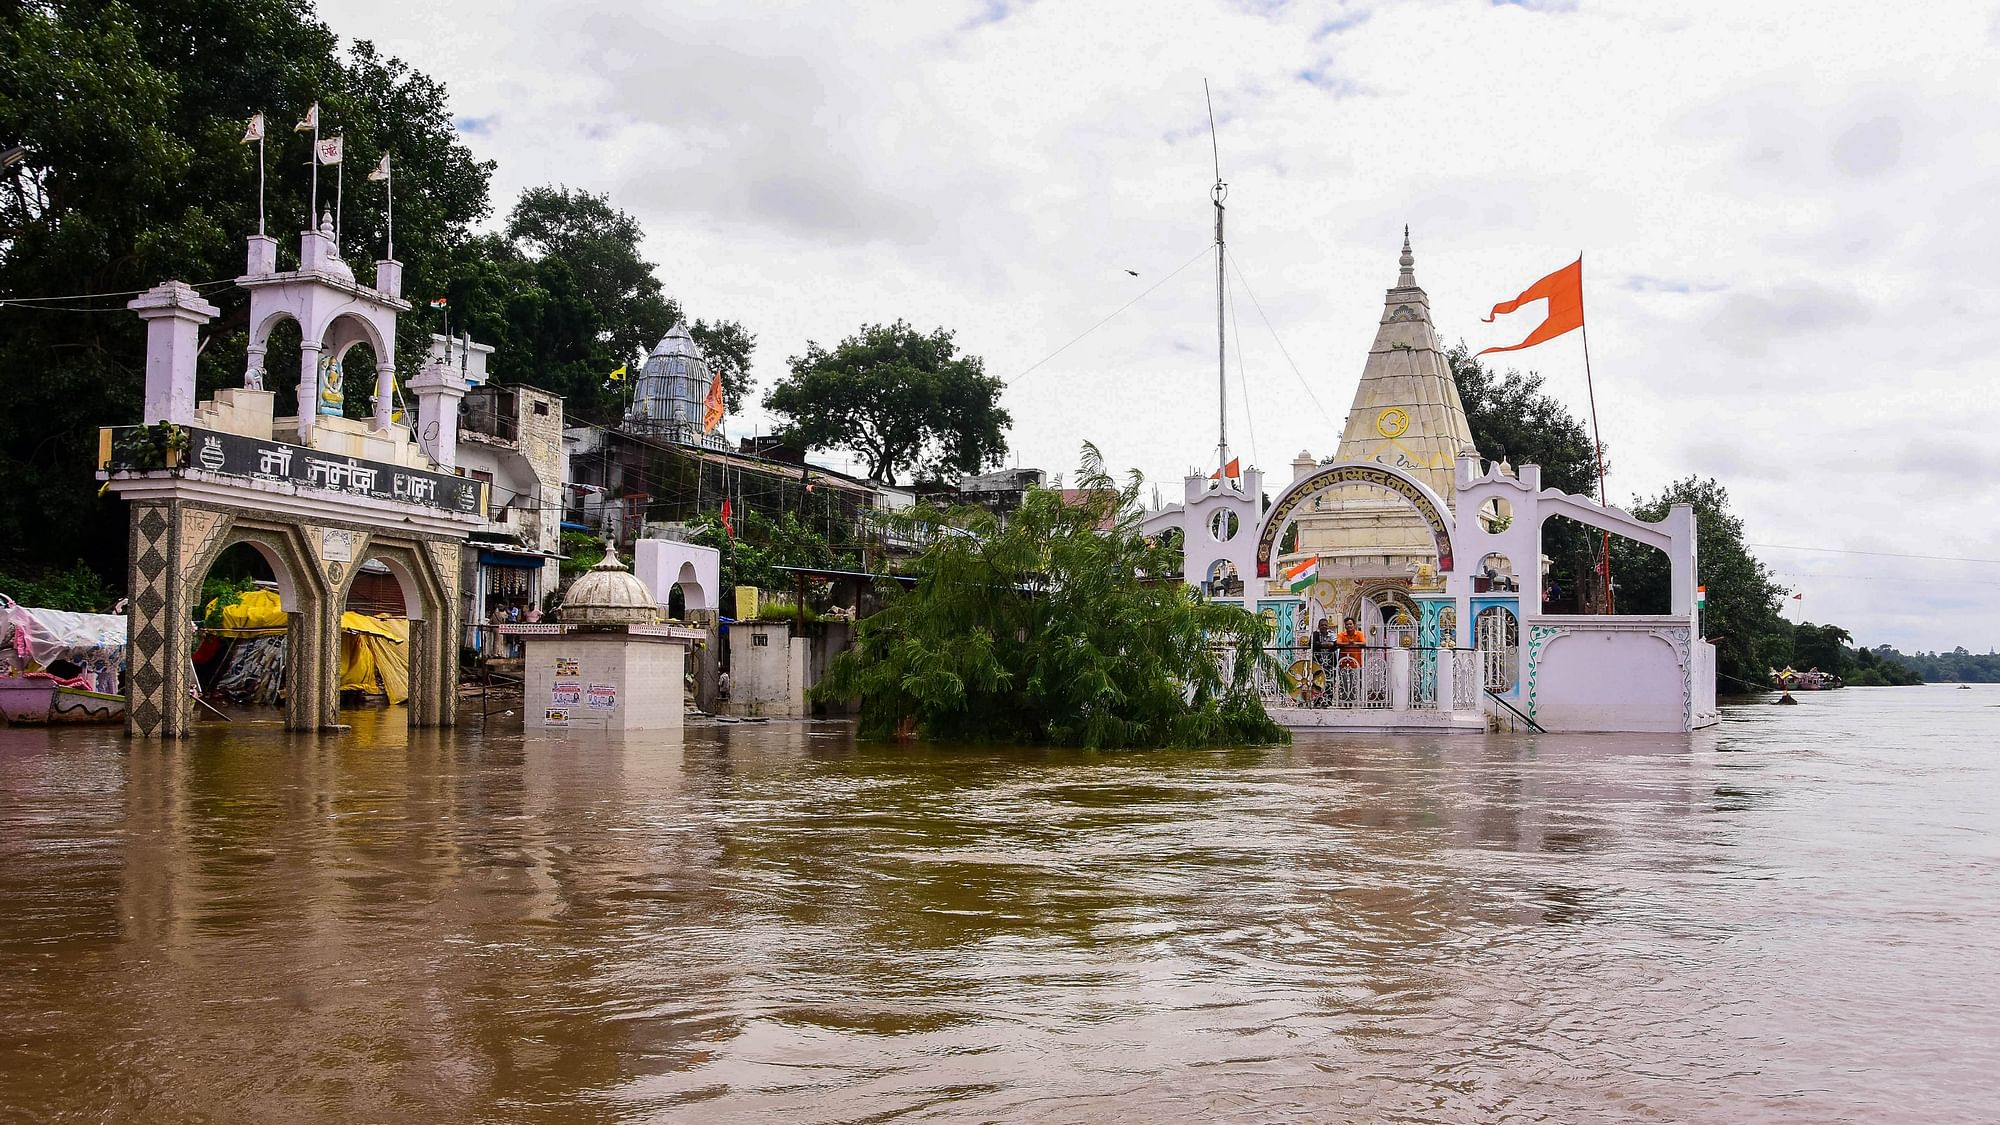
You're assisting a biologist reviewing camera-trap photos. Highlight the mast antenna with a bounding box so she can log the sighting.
[1205,80,1229,474]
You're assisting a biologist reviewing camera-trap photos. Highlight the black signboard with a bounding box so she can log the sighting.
[182,426,486,515]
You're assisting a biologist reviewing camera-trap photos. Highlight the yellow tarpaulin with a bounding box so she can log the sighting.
[208,590,409,704]
[337,615,409,704]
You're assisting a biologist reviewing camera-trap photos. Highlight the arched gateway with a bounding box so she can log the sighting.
[1254,461,1456,578]
[106,220,486,738]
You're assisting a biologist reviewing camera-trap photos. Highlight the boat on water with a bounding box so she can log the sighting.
[0,594,127,725]
[1771,665,1842,691]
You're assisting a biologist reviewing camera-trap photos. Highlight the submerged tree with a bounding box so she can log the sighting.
[814,446,1286,749]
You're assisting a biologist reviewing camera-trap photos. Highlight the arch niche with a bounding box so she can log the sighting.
[182,517,331,732]
[334,538,456,728]
[1253,461,1459,578]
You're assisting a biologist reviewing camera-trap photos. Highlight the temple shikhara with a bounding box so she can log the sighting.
[1146,233,1718,734]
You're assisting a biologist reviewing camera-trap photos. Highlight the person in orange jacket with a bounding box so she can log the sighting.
[1334,617,1368,669]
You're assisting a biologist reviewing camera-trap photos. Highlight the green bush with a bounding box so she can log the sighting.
[813,444,1286,749]
[0,561,117,613]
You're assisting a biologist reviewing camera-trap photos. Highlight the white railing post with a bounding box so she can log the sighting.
[1436,647,1455,713]
[1390,648,1410,712]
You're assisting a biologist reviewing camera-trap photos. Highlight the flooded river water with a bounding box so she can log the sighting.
[2,687,1996,1122]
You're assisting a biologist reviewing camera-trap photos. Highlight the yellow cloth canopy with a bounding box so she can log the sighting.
[206,590,409,704]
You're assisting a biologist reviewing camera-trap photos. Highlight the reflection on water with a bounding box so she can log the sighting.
[2,690,1998,1122]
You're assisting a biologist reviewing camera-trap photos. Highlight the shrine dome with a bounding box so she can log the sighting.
[560,543,660,625]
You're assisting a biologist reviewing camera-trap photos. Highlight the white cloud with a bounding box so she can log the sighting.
[321,0,2000,650]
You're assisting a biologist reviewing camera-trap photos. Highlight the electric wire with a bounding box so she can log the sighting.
[1226,255,1257,468]
[1007,242,1214,386]
[1751,542,2000,566]
[1225,248,1336,430]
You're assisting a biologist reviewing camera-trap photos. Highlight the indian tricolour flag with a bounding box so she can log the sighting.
[1282,556,1318,594]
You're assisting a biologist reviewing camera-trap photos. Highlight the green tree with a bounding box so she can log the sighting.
[0,0,491,588]
[765,320,1009,485]
[1448,343,1600,495]
[1617,477,1790,690]
[814,445,1285,748]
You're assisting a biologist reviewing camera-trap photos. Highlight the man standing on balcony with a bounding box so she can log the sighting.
[1335,617,1368,670]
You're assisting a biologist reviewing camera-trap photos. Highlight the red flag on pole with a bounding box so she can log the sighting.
[1208,458,1240,481]
[1478,258,1584,356]
[720,498,734,538]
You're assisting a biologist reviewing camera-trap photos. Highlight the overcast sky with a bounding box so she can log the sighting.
[321,0,2000,652]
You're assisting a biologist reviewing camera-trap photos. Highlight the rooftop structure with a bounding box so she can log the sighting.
[625,322,725,450]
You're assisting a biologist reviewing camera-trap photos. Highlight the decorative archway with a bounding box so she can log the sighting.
[335,538,458,728]
[1254,461,1457,577]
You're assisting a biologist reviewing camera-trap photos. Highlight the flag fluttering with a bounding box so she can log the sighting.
[720,498,734,538]
[1209,457,1241,481]
[367,153,390,182]
[606,364,627,382]
[702,368,725,434]
[1283,556,1318,594]
[241,113,265,144]
[316,136,344,165]
[1478,258,1584,356]
[428,297,448,309]
[294,104,318,133]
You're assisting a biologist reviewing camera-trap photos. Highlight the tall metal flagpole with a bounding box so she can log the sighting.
[334,148,343,249]
[385,163,393,260]
[257,126,266,237]
[1205,80,1229,472]
[1577,251,1615,613]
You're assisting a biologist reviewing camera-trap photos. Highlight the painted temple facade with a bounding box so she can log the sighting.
[1146,235,1718,734]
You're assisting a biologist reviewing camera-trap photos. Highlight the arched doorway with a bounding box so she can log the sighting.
[1475,605,1520,693]
[336,541,453,729]
[176,519,329,733]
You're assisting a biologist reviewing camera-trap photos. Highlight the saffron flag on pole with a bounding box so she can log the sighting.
[1209,458,1240,481]
[294,103,318,133]
[720,498,734,538]
[241,113,265,144]
[316,136,344,165]
[1477,258,1584,356]
[702,368,725,434]
[1283,556,1318,594]
[367,153,390,181]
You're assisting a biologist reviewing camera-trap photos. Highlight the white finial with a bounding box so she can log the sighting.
[1398,225,1415,287]
[319,210,335,236]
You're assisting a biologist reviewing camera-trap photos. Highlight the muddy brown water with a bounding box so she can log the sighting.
[2,688,1997,1122]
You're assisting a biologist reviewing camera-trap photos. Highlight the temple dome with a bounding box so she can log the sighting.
[559,542,659,625]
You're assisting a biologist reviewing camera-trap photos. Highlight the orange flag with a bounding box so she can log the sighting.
[702,368,725,433]
[1478,258,1584,356]
[1208,457,1240,481]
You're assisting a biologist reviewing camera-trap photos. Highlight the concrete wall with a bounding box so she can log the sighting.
[523,632,686,732]
[728,622,806,718]
[1525,620,1698,733]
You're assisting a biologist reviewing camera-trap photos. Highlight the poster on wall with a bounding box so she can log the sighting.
[585,683,617,711]
[553,658,580,677]
[551,682,582,707]
[544,709,570,727]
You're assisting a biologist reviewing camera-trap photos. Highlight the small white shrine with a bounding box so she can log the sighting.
[1146,236,1718,734]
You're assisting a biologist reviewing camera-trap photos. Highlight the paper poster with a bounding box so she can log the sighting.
[543,708,570,727]
[554,658,580,677]
[551,682,582,707]
[586,682,617,711]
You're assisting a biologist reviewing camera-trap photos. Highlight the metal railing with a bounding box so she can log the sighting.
[1235,643,1493,714]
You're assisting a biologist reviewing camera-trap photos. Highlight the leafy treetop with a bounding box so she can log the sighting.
[765,320,1009,486]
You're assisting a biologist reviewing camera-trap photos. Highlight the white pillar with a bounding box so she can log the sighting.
[408,358,469,468]
[1390,648,1410,712]
[1436,645,1456,713]
[127,281,220,426]
[297,340,322,444]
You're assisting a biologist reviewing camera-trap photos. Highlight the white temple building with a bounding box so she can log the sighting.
[1143,234,1718,734]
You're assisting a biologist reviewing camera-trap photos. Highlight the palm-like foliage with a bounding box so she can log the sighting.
[816,445,1285,748]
